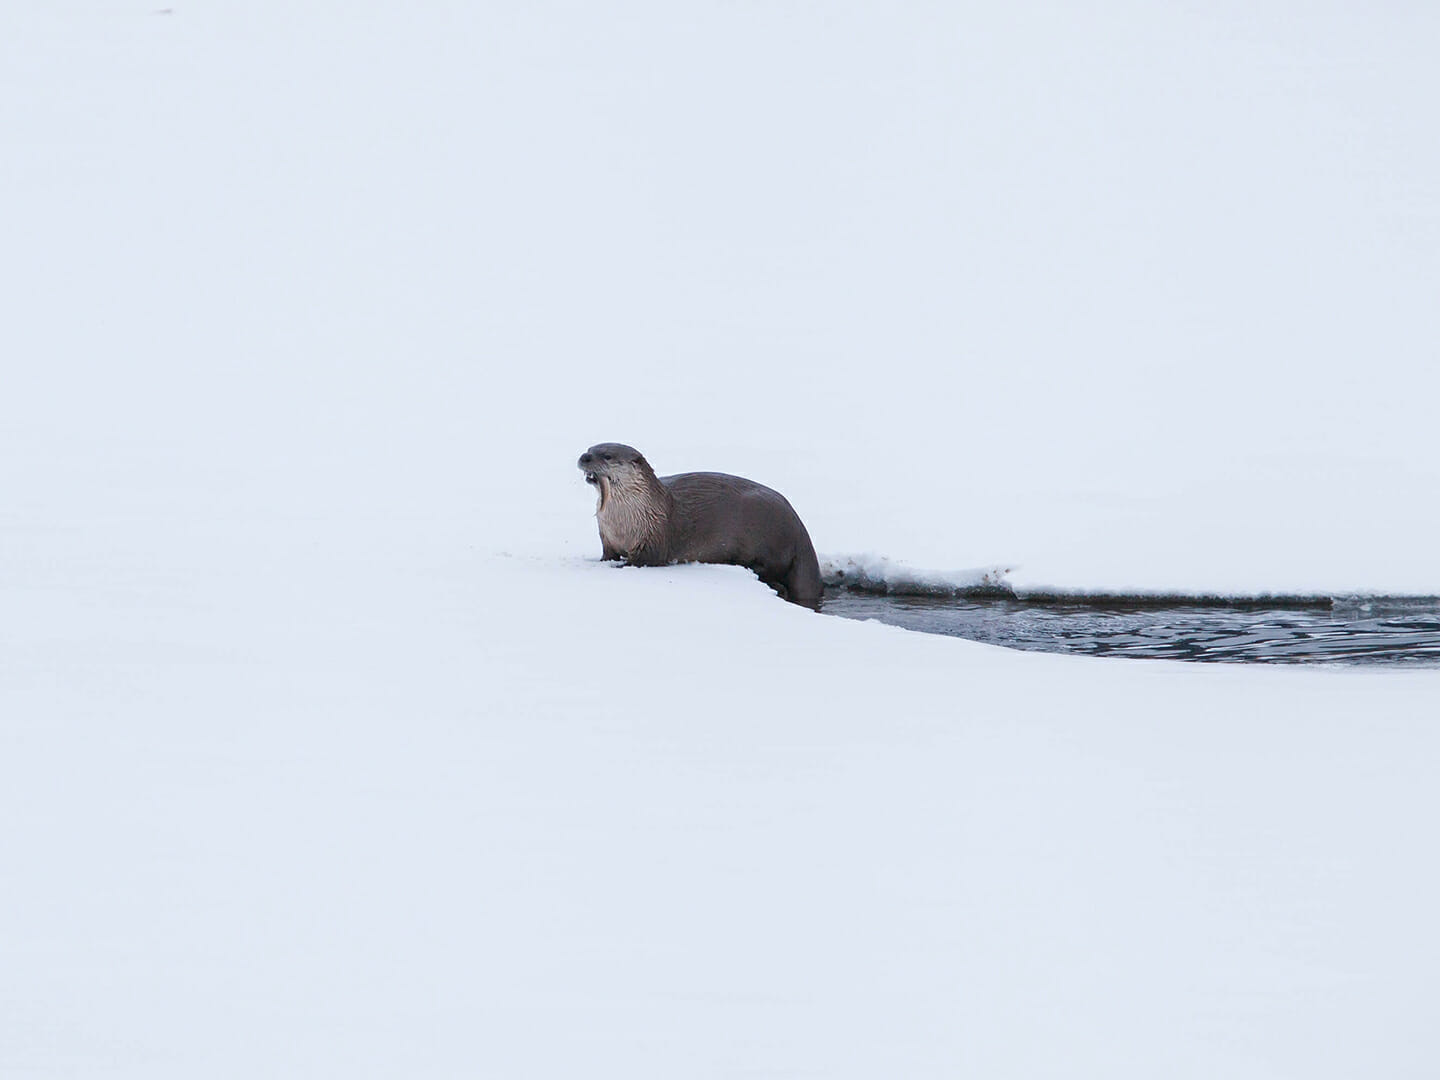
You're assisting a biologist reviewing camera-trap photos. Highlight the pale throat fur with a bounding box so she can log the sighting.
[595,467,671,557]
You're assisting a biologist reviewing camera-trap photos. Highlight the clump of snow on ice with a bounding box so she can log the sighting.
[820,554,1016,596]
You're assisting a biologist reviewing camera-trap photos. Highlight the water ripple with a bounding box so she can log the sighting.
[821,592,1440,666]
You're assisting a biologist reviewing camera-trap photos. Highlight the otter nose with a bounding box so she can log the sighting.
[578,452,594,467]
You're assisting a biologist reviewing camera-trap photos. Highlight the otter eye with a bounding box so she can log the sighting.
[601,453,613,462]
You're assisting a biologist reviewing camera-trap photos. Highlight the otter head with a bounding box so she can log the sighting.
[577,442,670,558]
[577,442,656,512]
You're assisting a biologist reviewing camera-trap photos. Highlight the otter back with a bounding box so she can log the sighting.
[658,472,823,607]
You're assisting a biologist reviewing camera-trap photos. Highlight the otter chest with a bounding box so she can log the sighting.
[597,495,667,558]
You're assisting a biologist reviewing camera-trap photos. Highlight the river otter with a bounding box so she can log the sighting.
[578,443,823,608]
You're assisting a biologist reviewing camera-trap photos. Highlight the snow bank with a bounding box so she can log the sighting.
[820,553,1016,596]
[820,555,1419,607]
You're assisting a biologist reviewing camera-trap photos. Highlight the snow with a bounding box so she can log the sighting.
[4,2,1439,1077]
[821,554,1015,596]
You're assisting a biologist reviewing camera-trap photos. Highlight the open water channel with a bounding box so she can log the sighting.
[821,590,1440,666]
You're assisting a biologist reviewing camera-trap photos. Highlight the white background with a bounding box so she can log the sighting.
[3,3,1437,1077]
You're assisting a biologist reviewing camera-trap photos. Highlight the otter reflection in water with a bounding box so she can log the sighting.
[578,442,823,608]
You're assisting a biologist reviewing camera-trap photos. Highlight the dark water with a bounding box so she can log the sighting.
[821,590,1440,666]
